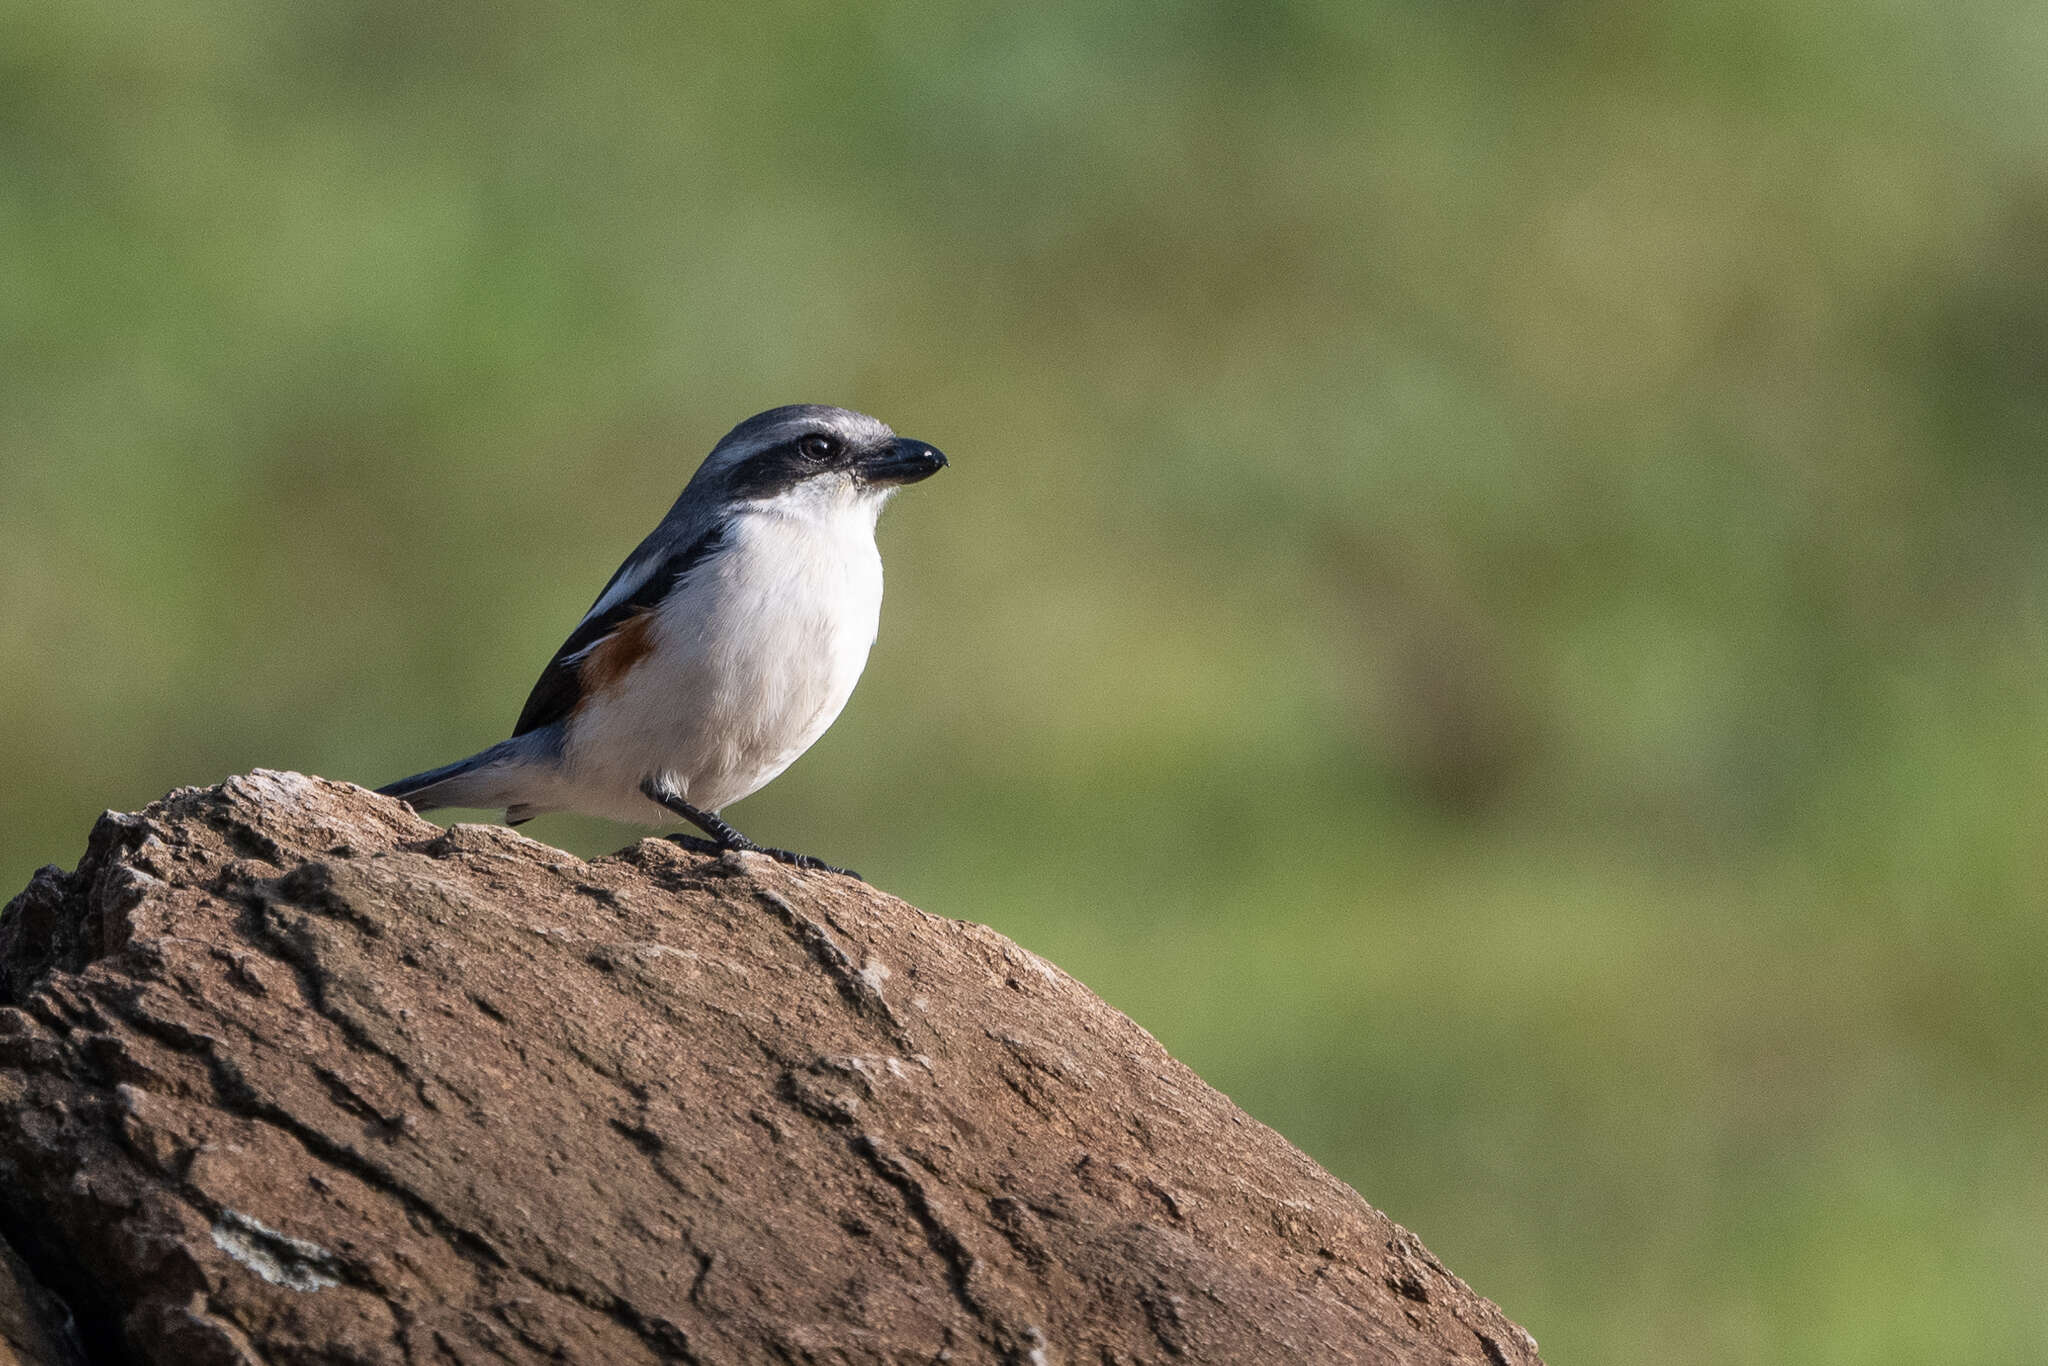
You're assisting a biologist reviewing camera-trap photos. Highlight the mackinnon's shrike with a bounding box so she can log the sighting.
[378,405,947,877]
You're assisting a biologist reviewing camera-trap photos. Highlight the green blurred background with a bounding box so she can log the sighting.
[6,1,2047,1360]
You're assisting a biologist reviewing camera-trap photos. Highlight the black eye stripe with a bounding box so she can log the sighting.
[728,435,838,499]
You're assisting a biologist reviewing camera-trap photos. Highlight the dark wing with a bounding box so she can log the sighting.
[511,521,730,737]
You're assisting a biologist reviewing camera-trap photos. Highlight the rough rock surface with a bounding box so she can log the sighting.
[0,1233,77,1366]
[0,771,1541,1365]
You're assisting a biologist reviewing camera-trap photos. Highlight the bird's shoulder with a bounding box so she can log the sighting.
[510,519,731,738]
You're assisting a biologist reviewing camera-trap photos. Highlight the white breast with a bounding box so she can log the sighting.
[558,484,885,820]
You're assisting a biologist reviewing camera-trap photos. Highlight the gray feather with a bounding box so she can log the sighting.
[377,733,556,814]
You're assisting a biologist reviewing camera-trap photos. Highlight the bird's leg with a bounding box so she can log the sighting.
[639,777,862,881]
[677,800,759,851]
[639,775,751,846]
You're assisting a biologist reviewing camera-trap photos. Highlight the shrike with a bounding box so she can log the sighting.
[378,405,947,877]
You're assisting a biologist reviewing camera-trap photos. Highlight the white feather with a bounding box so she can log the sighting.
[550,473,891,822]
[581,548,662,625]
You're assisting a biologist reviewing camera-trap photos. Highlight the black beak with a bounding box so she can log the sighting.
[860,437,948,487]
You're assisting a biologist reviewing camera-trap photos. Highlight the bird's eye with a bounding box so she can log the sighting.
[797,435,837,461]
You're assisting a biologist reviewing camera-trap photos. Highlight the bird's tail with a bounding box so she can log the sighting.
[376,738,547,817]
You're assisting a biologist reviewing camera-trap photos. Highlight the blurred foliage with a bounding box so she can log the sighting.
[6,1,2048,1360]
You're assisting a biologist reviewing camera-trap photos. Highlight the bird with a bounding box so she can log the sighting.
[377,405,947,878]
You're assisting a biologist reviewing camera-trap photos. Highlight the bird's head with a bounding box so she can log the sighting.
[696,406,947,517]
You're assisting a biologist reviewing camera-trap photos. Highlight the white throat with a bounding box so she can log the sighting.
[745,473,892,537]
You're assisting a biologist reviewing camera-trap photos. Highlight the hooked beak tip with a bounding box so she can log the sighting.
[864,437,947,486]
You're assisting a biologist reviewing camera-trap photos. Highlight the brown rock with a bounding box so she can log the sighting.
[0,1233,78,1366]
[0,771,1541,1365]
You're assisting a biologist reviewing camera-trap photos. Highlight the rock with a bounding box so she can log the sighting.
[0,771,1541,1365]
[0,1233,79,1366]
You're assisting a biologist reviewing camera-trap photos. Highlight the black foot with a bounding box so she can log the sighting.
[641,777,860,880]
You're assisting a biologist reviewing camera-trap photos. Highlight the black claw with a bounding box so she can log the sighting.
[759,847,863,881]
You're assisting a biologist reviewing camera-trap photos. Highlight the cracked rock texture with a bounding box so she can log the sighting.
[0,771,1542,1365]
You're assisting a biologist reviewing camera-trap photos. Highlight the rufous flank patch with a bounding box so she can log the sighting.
[579,612,659,697]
